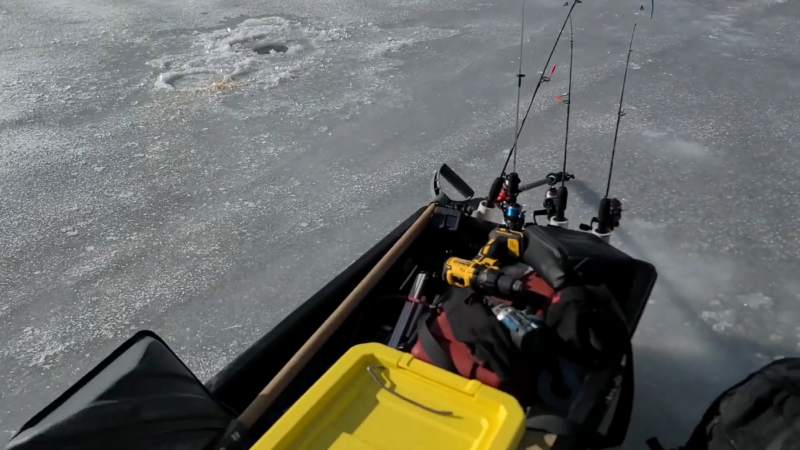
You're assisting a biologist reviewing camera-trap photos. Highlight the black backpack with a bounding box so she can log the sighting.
[647,357,800,450]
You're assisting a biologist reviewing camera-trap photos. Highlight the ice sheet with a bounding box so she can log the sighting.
[2,0,800,447]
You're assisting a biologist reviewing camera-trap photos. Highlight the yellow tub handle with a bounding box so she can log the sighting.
[367,365,454,416]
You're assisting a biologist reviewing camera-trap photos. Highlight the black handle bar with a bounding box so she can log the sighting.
[518,172,574,192]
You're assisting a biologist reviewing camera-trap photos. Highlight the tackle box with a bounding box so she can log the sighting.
[252,342,525,450]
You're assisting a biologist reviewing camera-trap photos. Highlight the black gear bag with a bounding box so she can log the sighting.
[647,357,800,450]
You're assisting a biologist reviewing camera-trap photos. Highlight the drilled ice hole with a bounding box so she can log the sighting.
[253,44,289,55]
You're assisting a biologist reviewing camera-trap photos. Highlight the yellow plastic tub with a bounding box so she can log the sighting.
[252,342,525,450]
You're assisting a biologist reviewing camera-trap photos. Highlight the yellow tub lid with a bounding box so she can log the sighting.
[253,342,525,450]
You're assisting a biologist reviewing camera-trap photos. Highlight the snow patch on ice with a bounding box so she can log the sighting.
[11,327,70,369]
[156,70,216,91]
[665,137,708,157]
[0,124,81,179]
[642,129,669,139]
[700,310,736,332]
[61,250,119,284]
[738,292,773,310]
[628,218,668,230]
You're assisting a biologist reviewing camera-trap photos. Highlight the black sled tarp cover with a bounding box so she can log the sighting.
[5,331,234,450]
[650,357,800,450]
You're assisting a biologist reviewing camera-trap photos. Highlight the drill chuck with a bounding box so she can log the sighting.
[474,266,523,294]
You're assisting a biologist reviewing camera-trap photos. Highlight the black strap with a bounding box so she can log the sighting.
[526,340,634,449]
[645,437,667,450]
[525,415,594,437]
[416,312,458,374]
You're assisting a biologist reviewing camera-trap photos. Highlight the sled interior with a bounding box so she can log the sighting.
[6,204,657,450]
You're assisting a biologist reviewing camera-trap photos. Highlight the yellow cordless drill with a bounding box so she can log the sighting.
[443,227,525,296]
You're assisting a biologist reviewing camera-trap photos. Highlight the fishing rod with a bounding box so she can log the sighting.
[481,0,531,222]
[510,0,527,175]
[485,0,580,226]
[549,16,574,229]
[558,16,574,189]
[580,23,638,242]
[605,23,636,200]
[498,0,582,180]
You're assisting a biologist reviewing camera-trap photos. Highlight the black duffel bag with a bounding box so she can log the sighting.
[525,283,635,450]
